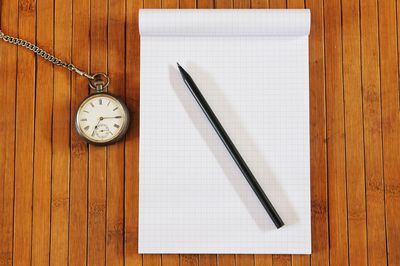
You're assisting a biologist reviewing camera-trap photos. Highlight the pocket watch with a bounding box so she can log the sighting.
[75,75,130,145]
[0,30,130,146]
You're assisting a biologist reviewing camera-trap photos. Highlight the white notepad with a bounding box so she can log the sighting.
[139,9,311,254]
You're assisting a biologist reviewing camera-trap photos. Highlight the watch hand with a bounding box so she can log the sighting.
[92,119,102,135]
[101,116,122,119]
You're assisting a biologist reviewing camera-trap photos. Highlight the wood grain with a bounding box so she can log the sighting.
[50,0,72,265]
[381,1,400,265]
[342,0,368,265]
[69,0,90,264]
[0,0,18,265]
[360,0,388,265]
[13,0,36,264]
[88,0,108,265]
[31,0,53,264]
[163,254,180,266]
[0,0,399,265]
[324,0,349,265]
[106,0,125,264]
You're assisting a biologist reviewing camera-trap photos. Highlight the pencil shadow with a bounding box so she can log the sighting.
[169,63,298,231]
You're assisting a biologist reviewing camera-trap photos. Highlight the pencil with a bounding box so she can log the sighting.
[177,63,284,229]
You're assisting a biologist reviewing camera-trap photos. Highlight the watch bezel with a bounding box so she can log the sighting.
[75,92,130,146]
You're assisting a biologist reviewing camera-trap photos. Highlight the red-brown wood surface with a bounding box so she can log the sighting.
[0,0,399,265]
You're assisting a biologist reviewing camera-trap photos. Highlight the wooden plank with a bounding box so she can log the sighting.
[272,255,291,266]
[163,254,180,266]
[125,0,143,265]
[199,255,217,266]
[146,0,162,8]
[69,0,90,264]
[179,0,197,8]
[287,0,302,8]
[269,0,285,8]
[251,0,268,8]
[341,0,368,265]
[236,255,254,266]
[379,0,400,265]
[144,254,162,266]
[13,0,36,264]
[69,2,90,265]
[305,1,329,265]
[215,0,232,8]
[31,0,53,264]
[88,0,108,264]
[291,256,310,266]
[180,0,196,8]
[50,0,72,265]
[197,0,214,8]
[269,0,284,8]
[359,0,388,265]
[0,0,18,265]
[234,0,250,8]
[218,255,235,266]
[181,255,199,266]
[255,255,272,266]
[324,0,349,265]
[106,0,125,264]
[162,0,178,8]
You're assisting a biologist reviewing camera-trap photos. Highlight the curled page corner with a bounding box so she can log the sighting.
[139,9,311,37]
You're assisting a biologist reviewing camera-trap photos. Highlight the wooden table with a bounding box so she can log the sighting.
[0,0,399,265]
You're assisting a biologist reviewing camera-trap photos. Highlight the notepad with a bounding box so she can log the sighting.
[139,9,311,254]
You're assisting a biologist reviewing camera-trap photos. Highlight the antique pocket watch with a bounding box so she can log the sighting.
[0,30,130,146]
[75,75,130,145]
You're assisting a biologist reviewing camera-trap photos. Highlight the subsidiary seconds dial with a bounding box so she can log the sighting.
[75,93,129,145]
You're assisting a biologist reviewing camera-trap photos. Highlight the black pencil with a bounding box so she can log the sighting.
[177,63,284,229]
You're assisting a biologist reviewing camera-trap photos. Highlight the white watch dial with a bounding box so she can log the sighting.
[76,94,128,144]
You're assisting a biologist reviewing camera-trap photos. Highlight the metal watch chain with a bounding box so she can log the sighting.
[0,29,109,91]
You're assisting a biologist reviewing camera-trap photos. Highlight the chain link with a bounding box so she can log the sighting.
[0,29,109,84]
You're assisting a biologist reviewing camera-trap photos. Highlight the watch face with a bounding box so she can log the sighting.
[75,93,129,145]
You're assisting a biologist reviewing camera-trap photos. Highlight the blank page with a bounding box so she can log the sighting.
[139,9,311,254]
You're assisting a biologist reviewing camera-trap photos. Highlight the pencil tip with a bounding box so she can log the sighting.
[176,62,181,68]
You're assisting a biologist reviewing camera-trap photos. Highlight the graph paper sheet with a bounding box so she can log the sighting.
[139,9,311,254]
